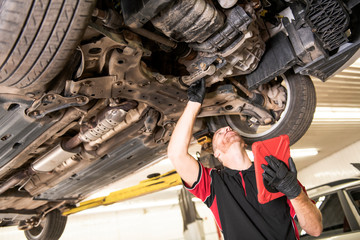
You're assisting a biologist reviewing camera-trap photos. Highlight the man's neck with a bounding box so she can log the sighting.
[223,144,252,171]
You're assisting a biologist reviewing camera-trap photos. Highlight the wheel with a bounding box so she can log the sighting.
[0,0,96,93]
[210,72,316,146]
[24,210,67,240]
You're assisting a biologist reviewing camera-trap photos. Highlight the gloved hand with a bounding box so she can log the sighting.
[187,78,206,104]
[261,155,301,199]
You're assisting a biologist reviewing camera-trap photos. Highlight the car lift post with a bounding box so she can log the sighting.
[179,187,206,240]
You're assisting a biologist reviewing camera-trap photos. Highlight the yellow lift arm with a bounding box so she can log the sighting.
[62,170,182,216]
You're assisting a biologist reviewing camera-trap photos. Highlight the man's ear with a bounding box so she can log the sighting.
[214,150,220,159]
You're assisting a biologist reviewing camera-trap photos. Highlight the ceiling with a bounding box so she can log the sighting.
[293,58,360,170]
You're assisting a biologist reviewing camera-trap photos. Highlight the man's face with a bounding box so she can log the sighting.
[212,126,244,157]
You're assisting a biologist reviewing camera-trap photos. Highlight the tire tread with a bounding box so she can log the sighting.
[0,0,96,90]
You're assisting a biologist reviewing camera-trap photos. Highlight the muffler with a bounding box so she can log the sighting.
[31,142,80,172]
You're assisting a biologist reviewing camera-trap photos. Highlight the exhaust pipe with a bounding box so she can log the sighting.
[31,142,80,173]
[0,102,138,194]
[0,142,78,195]
[0,171,28,195]
[64,101,137,149]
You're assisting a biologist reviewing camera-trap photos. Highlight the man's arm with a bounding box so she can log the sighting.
[262,156,323,236]
[290,189,323,236]
[167,101,201,187]
[167,79,206,187]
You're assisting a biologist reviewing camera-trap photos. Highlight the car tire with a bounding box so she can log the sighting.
[209,72,317,146]
[24,210,67,240]
[0,0,95,93]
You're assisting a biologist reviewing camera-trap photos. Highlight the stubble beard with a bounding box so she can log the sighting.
[220,132,242,153]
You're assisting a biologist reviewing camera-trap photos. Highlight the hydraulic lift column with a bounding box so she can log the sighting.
[179,187,205,240]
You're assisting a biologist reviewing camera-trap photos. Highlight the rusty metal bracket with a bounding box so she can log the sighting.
[27,94,89,119]
[199,84,274,125]
[65,76,117,99]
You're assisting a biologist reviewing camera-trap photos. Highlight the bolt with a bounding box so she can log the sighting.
[31,111,40,117]
[76,97,86,103]
[200,62,207,71]
[26,93,35,98]
[123,46,135,56]
[264,118,272,124]
[44,94,55,102]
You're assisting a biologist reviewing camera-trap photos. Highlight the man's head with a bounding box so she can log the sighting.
[212,126,245,162]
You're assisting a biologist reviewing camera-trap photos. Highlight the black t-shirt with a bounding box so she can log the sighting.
[184,162,299,240]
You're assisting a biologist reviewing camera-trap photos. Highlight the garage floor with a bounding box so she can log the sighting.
[0,190,220,240]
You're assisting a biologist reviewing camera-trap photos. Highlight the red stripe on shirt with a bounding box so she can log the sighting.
[210,195,222,230]
[239,172,247,197]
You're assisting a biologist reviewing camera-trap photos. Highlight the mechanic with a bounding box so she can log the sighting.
[167,79,323,240]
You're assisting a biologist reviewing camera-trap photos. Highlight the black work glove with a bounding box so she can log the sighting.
[187,78,206,104]
[261,155,301,199]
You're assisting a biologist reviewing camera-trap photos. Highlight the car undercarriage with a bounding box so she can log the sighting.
[0,0,359,239]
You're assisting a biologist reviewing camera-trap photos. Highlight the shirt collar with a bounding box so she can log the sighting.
[223,164,254,176]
